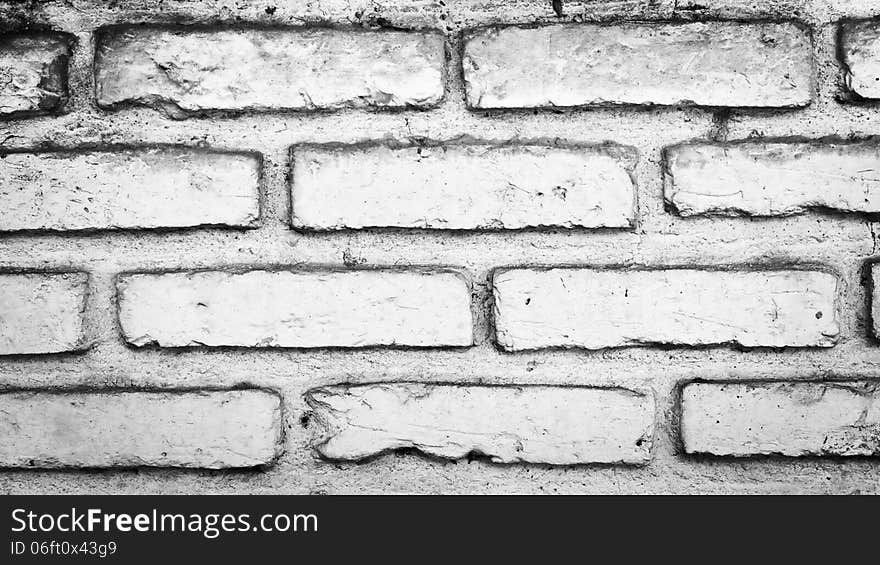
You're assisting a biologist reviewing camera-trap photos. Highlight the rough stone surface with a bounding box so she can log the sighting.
[681,381,880,457]
[117,269,473,348]
[0,148,260,232]
[463,22,813,109]
[306,382,654,464]
[840,19,880,100]
[0,389,282,468]
[291,143,636,230]
[665,140,880,217]
[0,34,70,117]
[95,26,445,116]
[492,268,840,350]
[0,273,89,355]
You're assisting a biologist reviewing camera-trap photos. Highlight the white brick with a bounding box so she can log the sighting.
[0,34,70,116]
[291,143,636,230]
[463,22,812,109]
[681,382,880,457]
[0,273,88,355]
[872,263,880,339]
[0,389,282,468]
[307,383,654,464]
[665,141,880,216]
[492,268,839,351]
[118,269,473,348]
[0,148,260,232]
[95,27,445,115]
[840,20,880,99]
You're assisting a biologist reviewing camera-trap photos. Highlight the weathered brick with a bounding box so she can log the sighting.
[664,140,880,216]
[95,26,445,115]
[840,20,880,99]
[463,22,812,109]
[0,34,70,116]
[681,381,880,457]
[0,389,282,468]
[291,143,636,230]
[0,273,88,355]
[872,263,880,339]
[0,148,260,232]
[306,383,654,464]
[492,268,839,351]
[118,269,473,348]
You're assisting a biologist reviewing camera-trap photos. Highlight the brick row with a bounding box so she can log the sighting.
[3,379,878,469]
[9,21,880,116]
[5,136,880,235]
[2,266,856,354]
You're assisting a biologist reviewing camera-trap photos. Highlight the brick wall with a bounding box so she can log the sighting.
[1,0,879,494]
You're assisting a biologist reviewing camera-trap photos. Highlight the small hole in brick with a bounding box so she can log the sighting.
[815,311,823,319]
[300,413,311,428]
